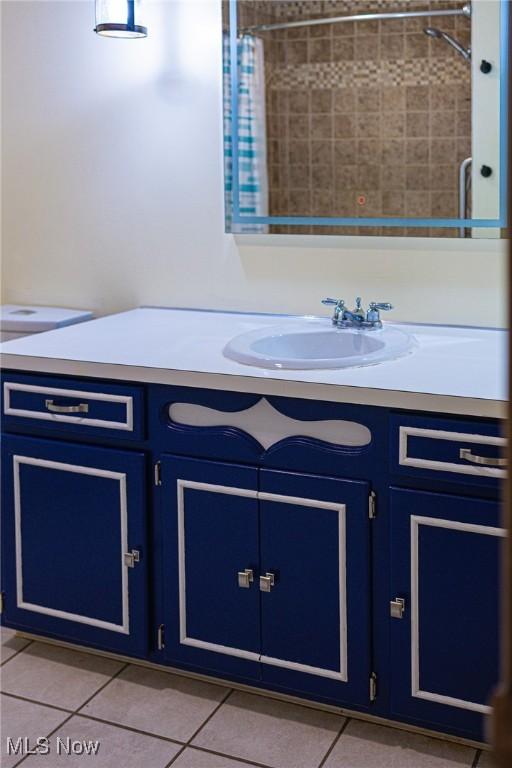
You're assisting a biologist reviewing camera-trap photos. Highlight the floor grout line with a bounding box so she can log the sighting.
[2,665,240,765]
[1,660,129,717]
[7,661,129,767]
[318,716,351,768]
[12,712,76,768]
[7,637,488,752]
[164,747,187,768]
[74,662,129,716]
[167,687,347,768]
[162,743,188,767]
[73,711,185,747]
[0,690,73,715]
[186,687,234,744]
[1,683,484,768]
[178,743,275,768]
[77,713,271,768]
[72,678,234,752]
[0,638,34,668]
[142,687,235,768]
[0,644,488,768]
[2,680,483,768]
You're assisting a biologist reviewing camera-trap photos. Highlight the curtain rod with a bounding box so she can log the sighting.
[242,3,471,34]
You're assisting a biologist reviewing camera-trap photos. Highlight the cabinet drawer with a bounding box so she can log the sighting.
[2,373,144,441]
[390,414,506,487]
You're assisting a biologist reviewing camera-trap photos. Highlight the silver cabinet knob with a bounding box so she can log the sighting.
[259,572,275,592]
[124,550,140,568]
[390,597,406,618]
[237,569,254,588]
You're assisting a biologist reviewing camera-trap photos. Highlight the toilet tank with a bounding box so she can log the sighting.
[0,305,93,342]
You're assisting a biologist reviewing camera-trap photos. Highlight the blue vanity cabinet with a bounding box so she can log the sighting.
[258,468,371,706]
[1,368,505,741]
[159,455,371,705]
[1,433,149,656]
[159,455,262,680]
[389,487,503,739]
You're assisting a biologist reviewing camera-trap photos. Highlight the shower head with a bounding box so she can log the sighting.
[424,27,471,61]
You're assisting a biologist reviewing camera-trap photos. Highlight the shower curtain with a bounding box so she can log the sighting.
[224,33,269,233]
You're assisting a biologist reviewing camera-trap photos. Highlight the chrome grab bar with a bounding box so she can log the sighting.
[459,157,472,238]
[459,448,507,468]
[45,399,89,414]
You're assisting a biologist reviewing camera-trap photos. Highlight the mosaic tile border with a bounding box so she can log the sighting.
[267,56,470,88]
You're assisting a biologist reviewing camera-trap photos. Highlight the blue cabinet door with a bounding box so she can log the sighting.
[259,469,371,707]
[160,455,261,680]
[390,487,503,740]
[1,434,148,656]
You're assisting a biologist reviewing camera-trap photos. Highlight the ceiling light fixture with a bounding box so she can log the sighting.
[94,0,147,39]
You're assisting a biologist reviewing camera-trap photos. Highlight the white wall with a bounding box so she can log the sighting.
[1,0,507,327]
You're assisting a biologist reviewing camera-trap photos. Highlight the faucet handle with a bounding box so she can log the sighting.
[322,298,345,325]
[322,298,344,307]
[366,302,393,328]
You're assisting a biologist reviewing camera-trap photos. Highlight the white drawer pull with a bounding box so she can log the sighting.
[45,399,89,414]
[459,448,507,468]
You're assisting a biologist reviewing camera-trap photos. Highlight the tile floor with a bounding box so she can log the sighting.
[0,629,493,768]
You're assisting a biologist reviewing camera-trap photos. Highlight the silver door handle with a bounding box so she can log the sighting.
[45,399,89,414]
[390,597,406,618]
[459,448,507,467]
[259,572,275,592]
[124,550,140,568]
[238,569,254,588]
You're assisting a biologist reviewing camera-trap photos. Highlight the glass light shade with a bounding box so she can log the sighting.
[95,0,147,38]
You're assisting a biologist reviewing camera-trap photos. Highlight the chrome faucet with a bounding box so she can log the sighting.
[322,297,393,330]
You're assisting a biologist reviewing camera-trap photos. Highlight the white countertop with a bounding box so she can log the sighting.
[0,307,507,418]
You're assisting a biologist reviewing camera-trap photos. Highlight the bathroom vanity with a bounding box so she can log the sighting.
[0,307,506,745]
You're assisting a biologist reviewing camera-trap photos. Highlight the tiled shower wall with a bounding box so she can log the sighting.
[238,0,472,236]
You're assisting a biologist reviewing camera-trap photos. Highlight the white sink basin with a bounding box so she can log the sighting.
[223,318,416,370]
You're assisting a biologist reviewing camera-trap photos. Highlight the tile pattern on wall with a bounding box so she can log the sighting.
[268,58,470,89]
[238,0,471,237]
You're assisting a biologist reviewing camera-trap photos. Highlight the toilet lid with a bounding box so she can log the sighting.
[0,305,93,332]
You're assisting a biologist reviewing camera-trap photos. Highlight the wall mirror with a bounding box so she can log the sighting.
[223,0,508,238]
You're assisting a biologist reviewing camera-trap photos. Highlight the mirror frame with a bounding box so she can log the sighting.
[226,0,509,232]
